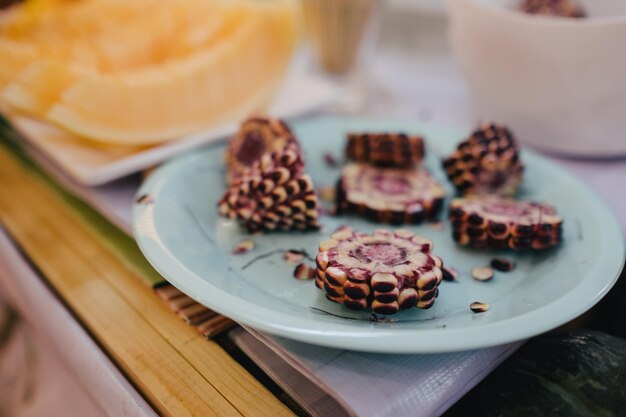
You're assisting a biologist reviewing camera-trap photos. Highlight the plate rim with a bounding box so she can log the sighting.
[133,116,625,353]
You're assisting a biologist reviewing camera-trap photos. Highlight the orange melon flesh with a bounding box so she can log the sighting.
[0,40,38,90]
[0,2,231,117]
[0,0,297,145]
[0,0,240,74]
[0,0,220,72]
[1,59,90,116]
[45,0,297,145]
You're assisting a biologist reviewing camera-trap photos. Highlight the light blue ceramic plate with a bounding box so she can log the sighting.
[133,117,624,353]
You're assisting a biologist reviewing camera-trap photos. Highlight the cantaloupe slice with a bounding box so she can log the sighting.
[1,59,90,116]
[0,40,38,90]
[1,0,297,145]
[0,1,215,115]
[0,0,184,71]
[45,0,297,145]
[0,0,240,117]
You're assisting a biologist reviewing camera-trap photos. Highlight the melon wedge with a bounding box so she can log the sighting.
[0,40,38,90]
[0,0,205,72]
[1,0,178,71]
[46,0,297,145]
[1,59,90,116]
[0,2,241,117]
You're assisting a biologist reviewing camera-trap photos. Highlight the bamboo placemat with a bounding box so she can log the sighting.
[153,282,235,337]
[0,130,294,417]
[0,116,235,338]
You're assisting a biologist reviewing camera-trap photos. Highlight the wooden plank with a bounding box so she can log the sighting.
[0,170,232,417]
[0,145,294,417]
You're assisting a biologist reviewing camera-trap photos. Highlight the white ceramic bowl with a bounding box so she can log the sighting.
[447,0,626,157]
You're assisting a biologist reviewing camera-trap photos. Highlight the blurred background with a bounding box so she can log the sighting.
[2,0,623,156]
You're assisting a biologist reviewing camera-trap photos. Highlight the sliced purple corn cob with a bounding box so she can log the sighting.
[443,123,524,196]
[449,196,563,251]
[346,132,425,168]
[315,228,444,315]
[219,147,320,233]
[336,163,445,225]
[225,115,298,184]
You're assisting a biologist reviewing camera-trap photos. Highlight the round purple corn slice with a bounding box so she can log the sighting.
[316,228,444,315]
[443,122,524,196]
[449,196,563,251]
[345,132,425,167]
[336,163,445,225]
[218,148,320,233]
[519,0,585,18]
[225,115,299,183]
